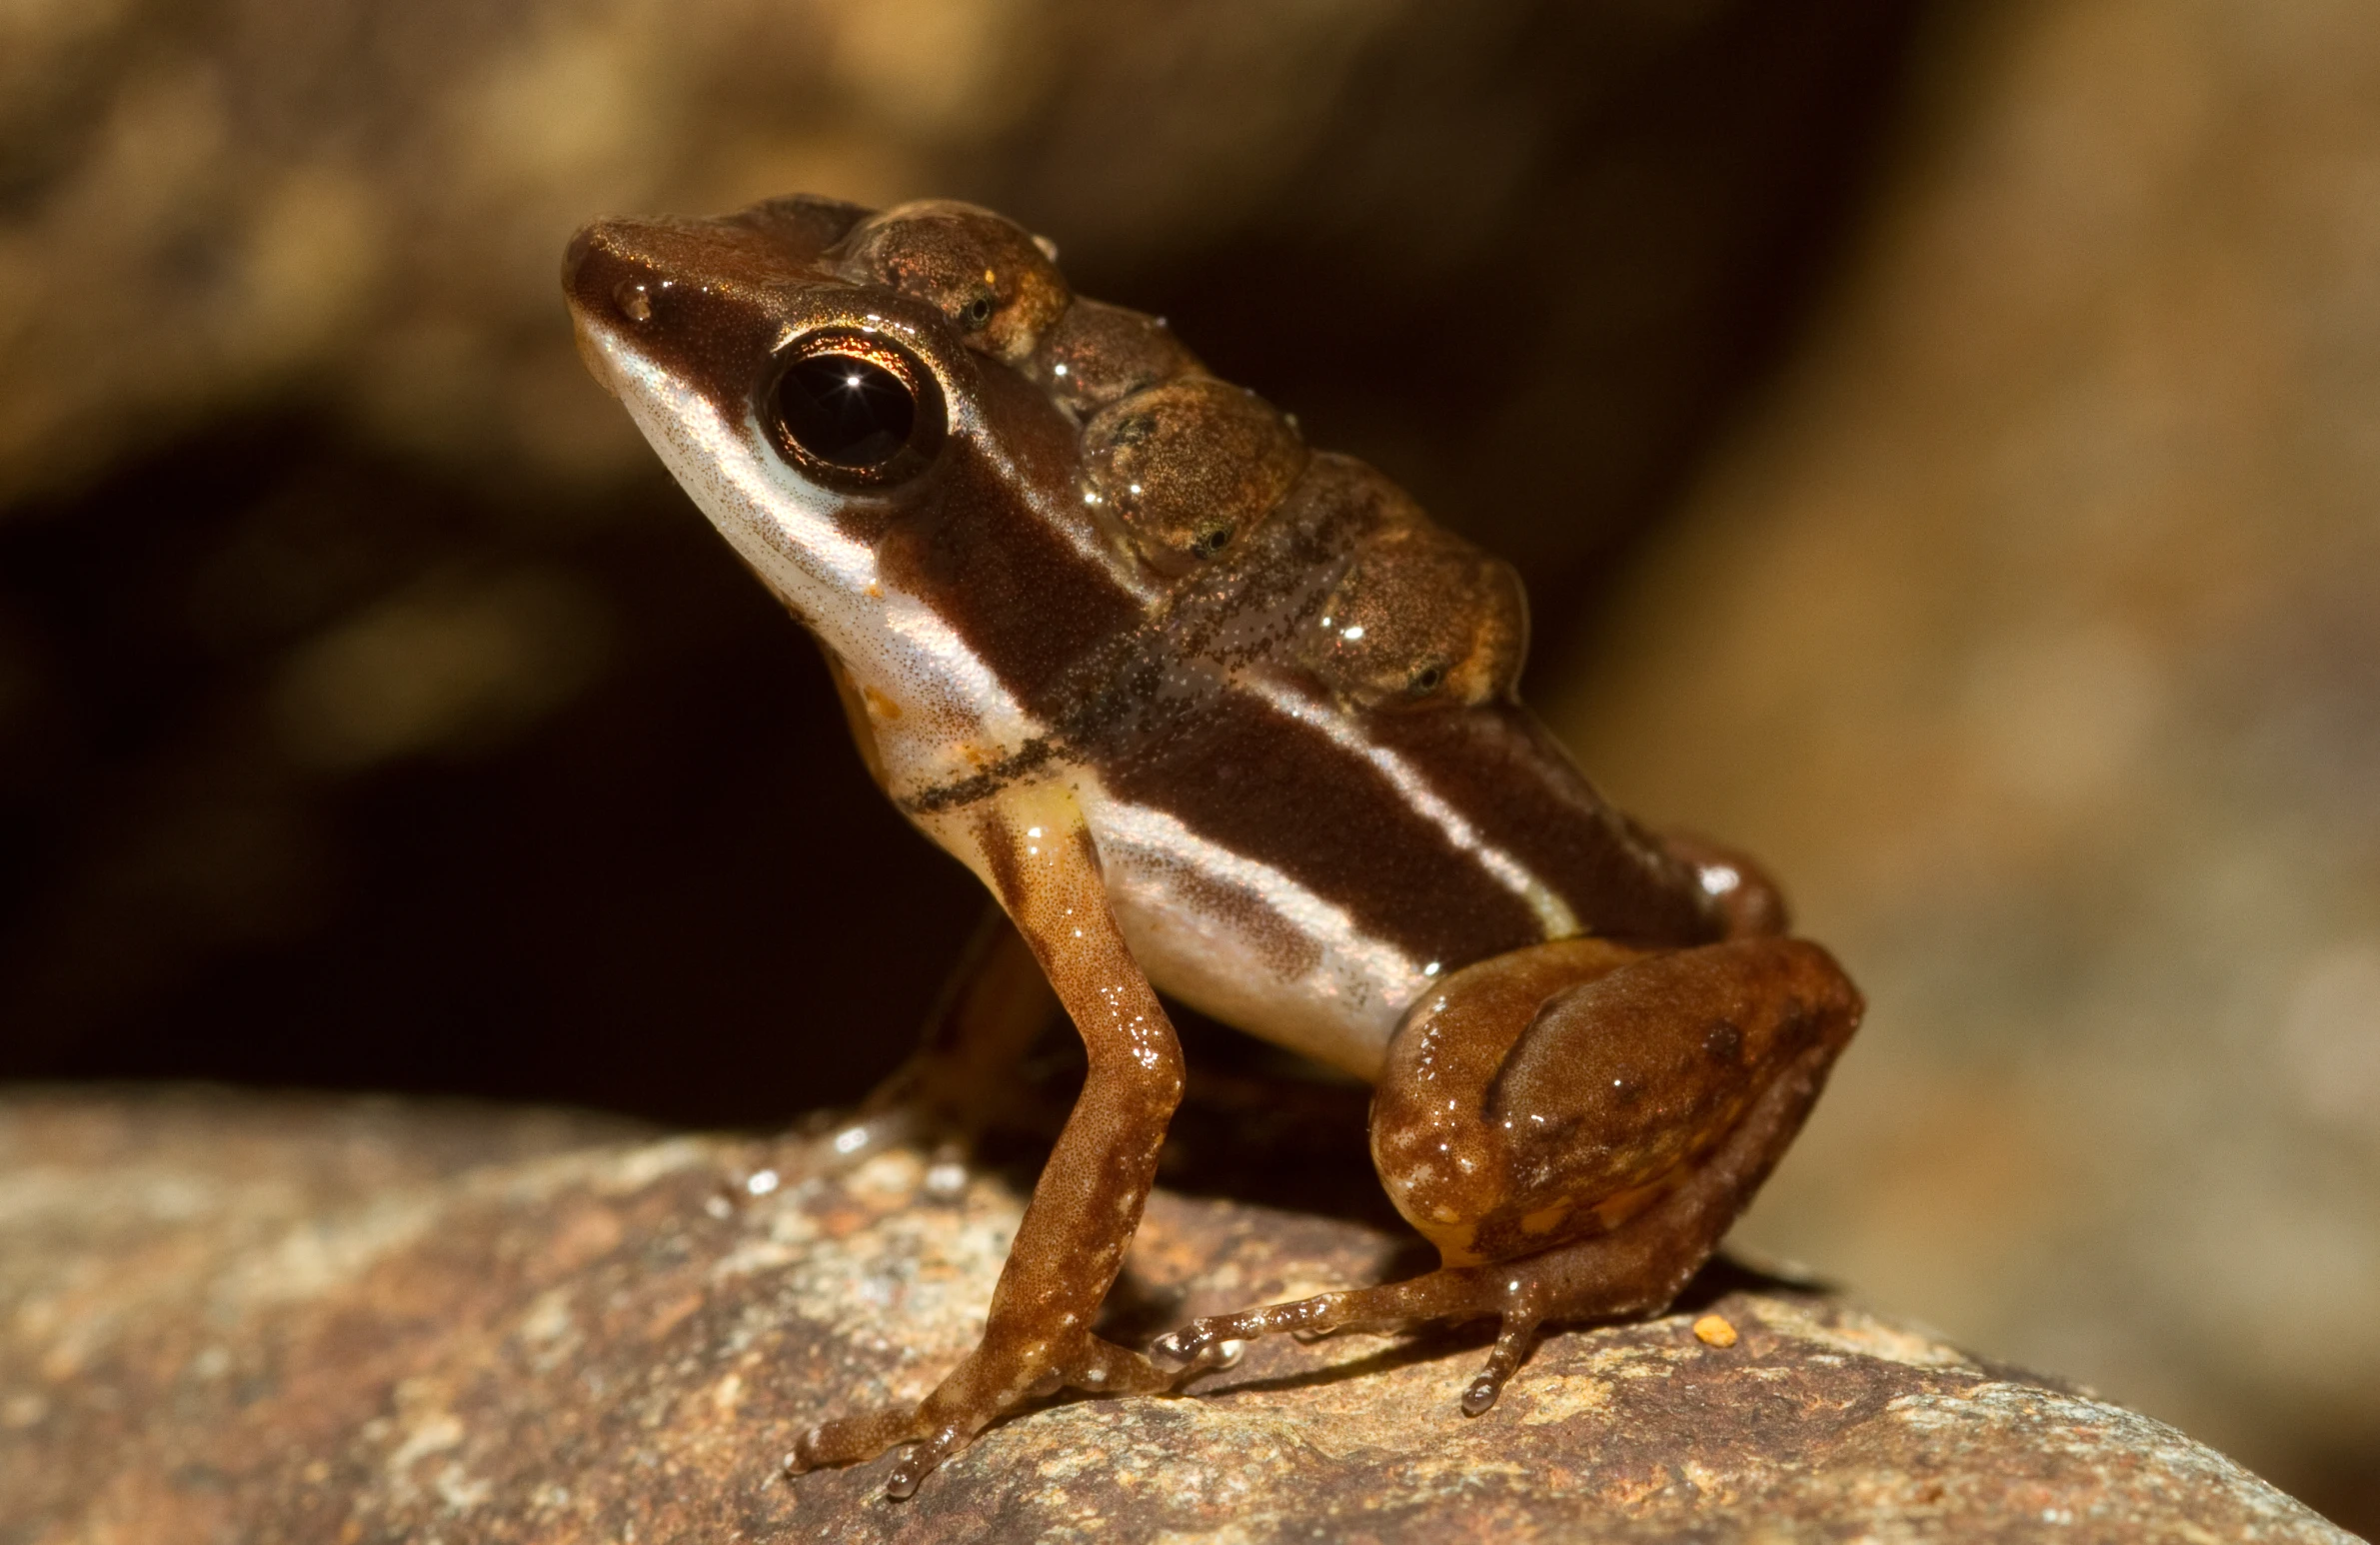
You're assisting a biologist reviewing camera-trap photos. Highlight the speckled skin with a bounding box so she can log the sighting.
[561,197,1863,1495]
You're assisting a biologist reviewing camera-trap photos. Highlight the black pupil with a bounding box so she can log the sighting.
[777,353,917,468]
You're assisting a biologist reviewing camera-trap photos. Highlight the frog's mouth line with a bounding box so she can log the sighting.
[565,304,626,404]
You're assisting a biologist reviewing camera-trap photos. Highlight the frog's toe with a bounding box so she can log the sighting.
[1459,1308,1545,1415]
[1148,1320,1243,1376]
[798,1108,980,1203]
[786,1404,927,1478]
[790,1335,1173,1497]
[785,1402,986,1499]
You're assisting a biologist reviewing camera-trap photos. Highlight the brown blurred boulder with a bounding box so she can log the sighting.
[1548,0,2380,1525]
[0,1089,2350,1543]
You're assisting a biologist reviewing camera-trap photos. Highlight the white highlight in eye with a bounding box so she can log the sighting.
[1243,678,1580,940]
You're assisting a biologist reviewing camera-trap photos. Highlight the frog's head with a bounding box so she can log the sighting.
[566,197,1218,769]
[564,196,1527,794]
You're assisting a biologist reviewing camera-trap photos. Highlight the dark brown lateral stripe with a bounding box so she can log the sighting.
[1096,685,1545,970]
[1363,704,1721,949]
[874,368,1147,717]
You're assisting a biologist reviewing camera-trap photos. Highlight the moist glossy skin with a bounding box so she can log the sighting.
[562,196,1863,1497]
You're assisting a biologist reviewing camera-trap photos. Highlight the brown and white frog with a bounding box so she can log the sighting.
[562,196,1862,1497]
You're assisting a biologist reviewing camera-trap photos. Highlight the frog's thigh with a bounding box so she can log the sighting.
[1157,937,1860,1413]
[1372,934,1859,1270]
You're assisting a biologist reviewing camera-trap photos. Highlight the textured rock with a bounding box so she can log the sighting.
[0,1090,2351,1543]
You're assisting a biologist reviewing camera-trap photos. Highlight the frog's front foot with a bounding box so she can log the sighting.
[788,1332,1173,1496]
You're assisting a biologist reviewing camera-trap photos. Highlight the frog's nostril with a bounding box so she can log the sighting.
[561,222,643,321]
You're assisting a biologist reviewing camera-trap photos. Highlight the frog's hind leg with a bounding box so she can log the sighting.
[1154,935,1861,1413]
[807,905,1061,1188]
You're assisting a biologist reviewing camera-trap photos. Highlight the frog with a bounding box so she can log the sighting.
[561,195,1863,1498]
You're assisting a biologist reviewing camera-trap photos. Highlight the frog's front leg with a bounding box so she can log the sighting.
[818,905,1061,1178]
[788,788,1183,1497]
[1156,933,1862,1413]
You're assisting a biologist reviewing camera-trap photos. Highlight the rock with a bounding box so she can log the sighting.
[1545,0,2380,1515]
[0,1090,2351,1543]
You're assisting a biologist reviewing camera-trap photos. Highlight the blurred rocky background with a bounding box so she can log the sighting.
[1547,1,2380,1528]
[0,0,2370,1533]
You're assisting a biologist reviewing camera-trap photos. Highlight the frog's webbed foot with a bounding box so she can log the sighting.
[1158,935,1862,1416]
[788,1334,1173,1497]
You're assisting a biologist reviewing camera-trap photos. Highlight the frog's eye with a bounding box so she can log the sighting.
[767,330,947,488]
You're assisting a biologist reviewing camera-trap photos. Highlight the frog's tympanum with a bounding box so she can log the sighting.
[563,197,1862,1497]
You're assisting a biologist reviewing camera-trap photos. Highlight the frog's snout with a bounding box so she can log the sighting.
[560,220,642,331]
[561,223,634,398]
[561,223,599,305]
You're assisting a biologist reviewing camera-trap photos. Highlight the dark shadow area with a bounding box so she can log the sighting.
[1038,0,1935,657]
[0,418,980,1125]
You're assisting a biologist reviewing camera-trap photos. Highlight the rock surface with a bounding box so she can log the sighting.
[0,1090,2353,1543]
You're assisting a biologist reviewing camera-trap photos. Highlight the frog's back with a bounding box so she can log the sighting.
[1045,439,1723,1076]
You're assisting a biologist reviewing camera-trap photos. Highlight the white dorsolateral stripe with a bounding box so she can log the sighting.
[1245,677,1581,940]
[837,312,1167,610]
[592,322,1044,762]
[1094,795,1425,997]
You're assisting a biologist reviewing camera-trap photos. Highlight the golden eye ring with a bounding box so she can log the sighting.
[766,328,948,489]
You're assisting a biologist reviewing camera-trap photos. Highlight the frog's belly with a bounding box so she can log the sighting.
[1091,798,1431,1082]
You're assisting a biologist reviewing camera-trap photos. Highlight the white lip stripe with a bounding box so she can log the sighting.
[603,334,874,602]
[1246,677,1580,940]
[1095,796,1425,998]
[591,320,1043,757]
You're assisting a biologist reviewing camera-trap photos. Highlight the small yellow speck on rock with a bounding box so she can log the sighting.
[1692,1314,1739,1348]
